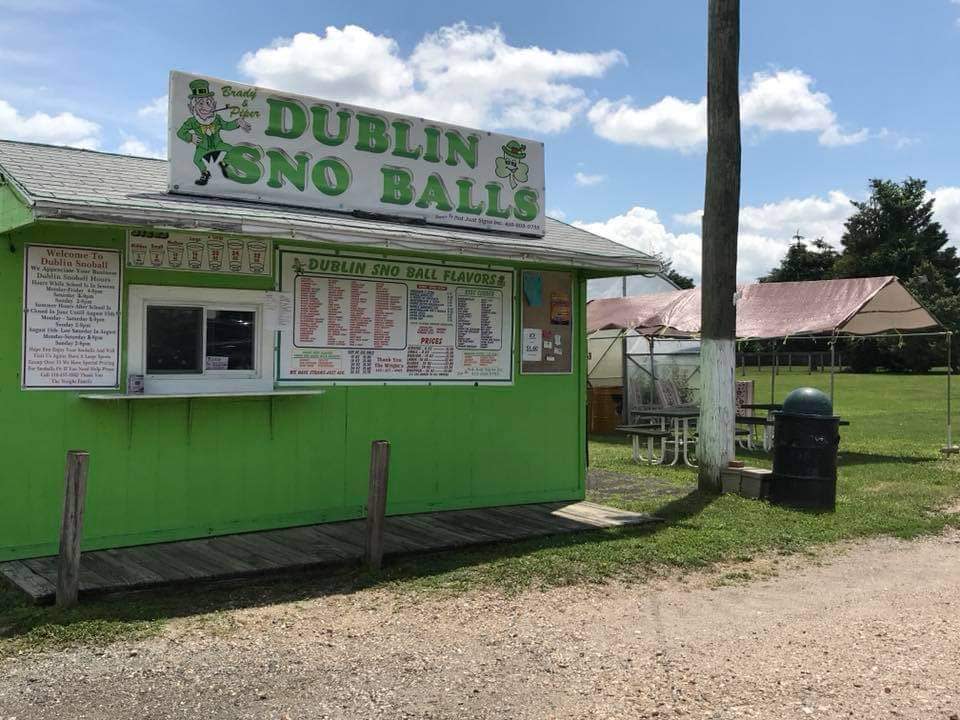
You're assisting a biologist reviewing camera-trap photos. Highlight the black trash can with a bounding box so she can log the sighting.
[769,387,841,511]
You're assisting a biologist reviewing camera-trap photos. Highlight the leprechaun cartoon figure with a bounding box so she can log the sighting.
[176,78,251,186]
[495,140,530,189]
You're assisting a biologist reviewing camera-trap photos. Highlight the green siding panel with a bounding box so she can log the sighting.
[0,222,586,560]
[0,184,33,232]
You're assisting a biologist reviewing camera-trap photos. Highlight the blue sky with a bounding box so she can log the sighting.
[1,0,958,280]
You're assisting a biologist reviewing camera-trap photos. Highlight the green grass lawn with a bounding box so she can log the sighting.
[2,369,959,653]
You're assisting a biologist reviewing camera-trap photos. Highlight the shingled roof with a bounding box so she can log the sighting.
[0,140,659,272]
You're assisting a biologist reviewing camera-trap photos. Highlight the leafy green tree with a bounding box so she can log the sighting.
[759,237,839,283]
[834,178,960,290]
[834,178,959,372]
[666,267,695,289]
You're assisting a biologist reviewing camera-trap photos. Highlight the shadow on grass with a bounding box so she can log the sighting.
[836,451,935,466]
[718,443,932,470]
[0,490,719,644]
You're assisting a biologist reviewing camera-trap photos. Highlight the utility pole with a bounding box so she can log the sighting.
[698,0,741,491]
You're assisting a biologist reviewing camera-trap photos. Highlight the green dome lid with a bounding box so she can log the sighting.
[781,387,834,417]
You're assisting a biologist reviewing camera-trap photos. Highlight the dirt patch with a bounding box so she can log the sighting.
[2,530,959,719]
[942,498,960,514]
[586,467,694,502]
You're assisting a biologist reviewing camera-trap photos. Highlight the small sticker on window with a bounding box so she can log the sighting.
[205,356,230,370]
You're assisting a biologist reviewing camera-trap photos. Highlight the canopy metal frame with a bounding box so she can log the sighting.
[734,329,955,455]
[589,326,956,455]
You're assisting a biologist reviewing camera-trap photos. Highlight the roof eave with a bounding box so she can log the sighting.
[31,200,660,273]
[0,162,36,208]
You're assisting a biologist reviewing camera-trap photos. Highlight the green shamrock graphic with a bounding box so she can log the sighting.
[495,140,530,189]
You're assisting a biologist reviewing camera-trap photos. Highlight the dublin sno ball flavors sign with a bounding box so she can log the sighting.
[167,71,546,236]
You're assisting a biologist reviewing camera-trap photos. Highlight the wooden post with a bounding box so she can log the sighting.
[946,332,953,452]
[56,450,89,608]
[698,0,741,492]
[365,440,390,571]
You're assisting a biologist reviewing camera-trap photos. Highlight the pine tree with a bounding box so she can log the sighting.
[835,178,959,372]
[759,238,838,283]
[834,178,960,290]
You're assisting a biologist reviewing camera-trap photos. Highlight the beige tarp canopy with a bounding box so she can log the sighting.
[586,276,941,339]
[587,276,957,452]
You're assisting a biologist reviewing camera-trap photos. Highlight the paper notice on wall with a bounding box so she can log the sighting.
[522,328,542,362]
[278,250,514,383]
[277,292,293,329]
[22,245,122,389]
[126,230,271,276]
[265,291,294,331]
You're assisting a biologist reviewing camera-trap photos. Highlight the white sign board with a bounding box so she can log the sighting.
[521,328,543,362]
[278,250,514,383]
[167,71,545,236]
[22,245,121,389]
[126,230,271,276]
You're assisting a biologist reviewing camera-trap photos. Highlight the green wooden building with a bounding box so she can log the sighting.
[0,81,655,562]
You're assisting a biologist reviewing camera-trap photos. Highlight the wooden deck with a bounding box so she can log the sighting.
[0,501,654,603]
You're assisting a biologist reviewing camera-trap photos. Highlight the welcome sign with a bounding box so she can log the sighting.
[167,71,546,236]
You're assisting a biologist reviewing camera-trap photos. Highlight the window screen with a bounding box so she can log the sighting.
[205,310,255,370]
[146,306,203,373]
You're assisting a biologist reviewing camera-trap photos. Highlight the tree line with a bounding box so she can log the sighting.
[759,178,960,372]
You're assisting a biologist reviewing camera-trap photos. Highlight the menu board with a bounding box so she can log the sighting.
[22,245,122,389]
[520,270,574,374]
[126,230,271,276]
[278,251,513,382]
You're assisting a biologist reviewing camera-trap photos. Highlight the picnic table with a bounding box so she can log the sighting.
[737,403,850,451]
[626,407,700,467]
[615,424,672,465]
[739,402,782,451]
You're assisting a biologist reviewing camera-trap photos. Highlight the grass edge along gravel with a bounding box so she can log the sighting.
[2,369,960,654]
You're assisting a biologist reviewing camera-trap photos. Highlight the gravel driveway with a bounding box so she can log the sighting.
[2,530,959,719]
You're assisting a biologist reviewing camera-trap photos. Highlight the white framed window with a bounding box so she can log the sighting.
[127,285,275,394]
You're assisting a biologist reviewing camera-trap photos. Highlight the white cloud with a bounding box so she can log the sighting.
[737,190,854,247]
[588,96,706,151]
[239,23,624,133]
[137,96,167,120]
[574,171,606,187]
[673,209,703,227]
[588,69,869,150]
[574,207,703,280]
[575,190,857,283]
[817,125,870,147]
[547,208,567,221]
[0,98,100,148]
[875,127,918,150]
[740,70,834,133]
[932,186,960,242]
[117,134,164,158]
